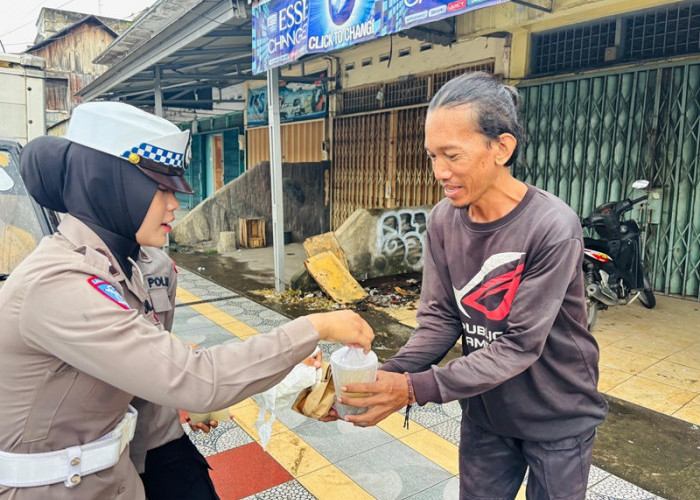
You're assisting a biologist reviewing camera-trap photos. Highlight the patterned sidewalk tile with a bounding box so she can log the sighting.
[403,477,460,500]
[186,419,253,456]
[176,269,238,301]
[207,442,293,500]
[586,475,661,500]
[241,480,316,500]
[334,439,454,500]
[292,419,395,464]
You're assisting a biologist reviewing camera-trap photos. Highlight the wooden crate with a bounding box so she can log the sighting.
[238,217,266,248]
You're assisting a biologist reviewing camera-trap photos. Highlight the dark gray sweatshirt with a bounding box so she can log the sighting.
[382,185,608,441]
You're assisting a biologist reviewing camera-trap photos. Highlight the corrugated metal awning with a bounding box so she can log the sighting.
[78,0,255,108]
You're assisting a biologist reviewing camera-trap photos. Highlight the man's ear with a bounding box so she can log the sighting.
[494,133,517,167]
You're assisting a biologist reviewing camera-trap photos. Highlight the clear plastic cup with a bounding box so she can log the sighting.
[330,346,378,418]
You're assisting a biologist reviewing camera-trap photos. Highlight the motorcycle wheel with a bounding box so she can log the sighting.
[586,297,598,331]
[639,276,656,309]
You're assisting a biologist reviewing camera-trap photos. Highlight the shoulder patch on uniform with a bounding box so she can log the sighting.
[87,276,130,310]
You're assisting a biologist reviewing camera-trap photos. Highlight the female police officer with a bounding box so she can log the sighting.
[0,102,373,499]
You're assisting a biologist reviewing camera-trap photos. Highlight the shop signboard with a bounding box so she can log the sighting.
[252,0,509,73]
[246,75,327,126]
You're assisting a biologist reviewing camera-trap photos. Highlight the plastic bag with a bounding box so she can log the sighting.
[252,349,320,449]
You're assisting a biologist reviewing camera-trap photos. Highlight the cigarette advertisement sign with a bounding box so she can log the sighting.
[246,76,328,127]
[252,0,509,74]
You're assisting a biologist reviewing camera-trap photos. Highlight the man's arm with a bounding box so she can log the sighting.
[411,237,583,404]
[381,226,464,374]
[338,218,464,426]
[341,236,583,427]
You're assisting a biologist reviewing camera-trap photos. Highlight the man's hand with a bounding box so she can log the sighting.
[182,408,232,433]
[318,407,340,422]
[302,349,322,368]
[184,415,219,433]
[337,371,409,427]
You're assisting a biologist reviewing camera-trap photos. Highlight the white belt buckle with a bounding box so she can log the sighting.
[115,405,138,455]
[63,446,82,488]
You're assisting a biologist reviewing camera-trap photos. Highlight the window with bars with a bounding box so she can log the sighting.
[530,1,700,76]
[339,84,384,114]
[339,61,495,115]
[531,21,617,75]
[384,75,430,108]
[625,2,700,60]
[432,62,496,94]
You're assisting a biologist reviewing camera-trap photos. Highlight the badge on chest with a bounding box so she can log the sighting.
[87,276,130,310]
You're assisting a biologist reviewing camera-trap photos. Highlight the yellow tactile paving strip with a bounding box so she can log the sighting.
[229,398,374,499]
[174,286,465,499]
[177,287,259,338]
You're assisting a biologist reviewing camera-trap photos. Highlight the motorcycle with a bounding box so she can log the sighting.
[581,180,656,330]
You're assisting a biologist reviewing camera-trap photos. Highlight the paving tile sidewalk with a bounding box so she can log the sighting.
[172,268,664,500]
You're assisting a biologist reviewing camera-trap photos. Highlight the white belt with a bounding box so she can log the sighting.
[0,405,138,489]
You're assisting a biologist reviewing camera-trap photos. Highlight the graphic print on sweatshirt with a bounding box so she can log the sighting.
[452,252,525,349]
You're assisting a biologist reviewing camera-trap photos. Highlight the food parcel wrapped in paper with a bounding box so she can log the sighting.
[291,360,336,419]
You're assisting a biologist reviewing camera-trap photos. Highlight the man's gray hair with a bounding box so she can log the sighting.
[428,72,523,166]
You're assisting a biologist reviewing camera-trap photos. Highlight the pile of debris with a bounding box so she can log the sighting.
[254,232,423,313]
[361,278,421,309]
[254,279,422,313]
[252,287,341,311]
[300,232,367,304]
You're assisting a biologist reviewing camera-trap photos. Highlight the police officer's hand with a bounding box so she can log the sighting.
[307,311,374,353]
[339,371,409,427]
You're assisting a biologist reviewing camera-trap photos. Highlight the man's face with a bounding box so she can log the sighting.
[424,104,505,209]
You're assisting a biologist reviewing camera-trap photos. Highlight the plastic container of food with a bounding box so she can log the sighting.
[330,346,378,418]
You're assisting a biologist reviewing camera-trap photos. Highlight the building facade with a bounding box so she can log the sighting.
[25,8,130,131]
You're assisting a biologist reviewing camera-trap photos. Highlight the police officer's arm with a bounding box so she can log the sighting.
[19,269,372,412]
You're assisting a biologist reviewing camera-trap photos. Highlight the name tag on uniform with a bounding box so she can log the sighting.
[87,276,130,310]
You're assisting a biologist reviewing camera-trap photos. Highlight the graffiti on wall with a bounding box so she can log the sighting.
[375,209,429,271]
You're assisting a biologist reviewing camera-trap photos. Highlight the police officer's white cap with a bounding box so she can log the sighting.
[64,101,193,194]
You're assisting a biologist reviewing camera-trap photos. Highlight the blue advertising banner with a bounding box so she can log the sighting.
[252,0,509,73]
[246,76,328,127]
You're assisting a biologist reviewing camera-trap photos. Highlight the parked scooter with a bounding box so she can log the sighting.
[581,180,656,330]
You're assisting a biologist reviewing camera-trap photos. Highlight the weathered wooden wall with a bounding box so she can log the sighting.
[29,21,114,111]
[30,23,113,75]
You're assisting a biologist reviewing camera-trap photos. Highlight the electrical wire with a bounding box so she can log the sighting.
[1,0,155,48]
[0,0,81,38]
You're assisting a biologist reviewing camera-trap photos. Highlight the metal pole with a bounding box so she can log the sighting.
[154,65,169,249]
[154,66,164,117]
[267,67,285,293]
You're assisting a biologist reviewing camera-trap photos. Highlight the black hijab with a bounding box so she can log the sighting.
[20,135,158,279]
